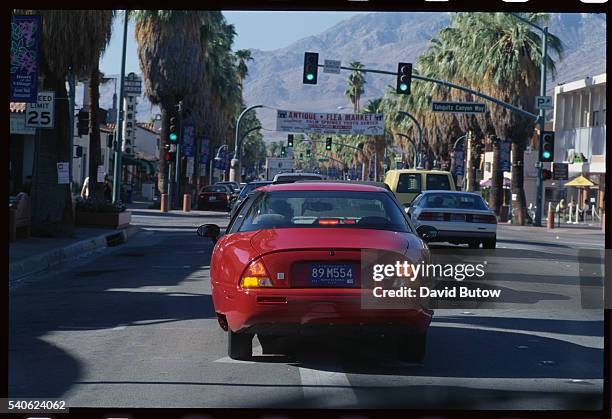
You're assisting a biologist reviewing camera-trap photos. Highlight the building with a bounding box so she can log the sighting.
[552,73,606,214]
[9,102,36,196]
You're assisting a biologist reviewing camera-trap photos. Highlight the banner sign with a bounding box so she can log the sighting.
[432,102,486,114]
[199,137,210,164]
[452,149,465,177]
[276,109,384,136]
[11,15,41,103]
[10,113,36,135]
[500,139,511,172]
[182,124,195,157]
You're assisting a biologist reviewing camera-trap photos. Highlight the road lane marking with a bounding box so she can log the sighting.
[298,356,359,407]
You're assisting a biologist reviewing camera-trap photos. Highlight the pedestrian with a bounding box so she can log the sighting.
[103,175,113,202]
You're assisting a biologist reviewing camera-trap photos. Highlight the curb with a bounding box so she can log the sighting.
[9,226,142,284]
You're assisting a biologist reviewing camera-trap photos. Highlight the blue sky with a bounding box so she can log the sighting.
[99,11,360,77]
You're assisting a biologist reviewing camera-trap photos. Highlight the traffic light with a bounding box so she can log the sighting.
[325,137,332,151]
[287,134,294,148]
[74,145,83,158]
[281,146,286,157]
[299,153,303,159]
[539,131,555,162]
[77,109,89,136]
[396,62,412,95]
[306,149,311,157]
[106,132,114,148]
[169,115,178,142]
[303,52,319,85]
[541,168,552,181]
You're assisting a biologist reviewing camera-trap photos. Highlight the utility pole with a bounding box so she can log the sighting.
[174,100,183,209]
[465,131,473,192]
[112,10,128,203]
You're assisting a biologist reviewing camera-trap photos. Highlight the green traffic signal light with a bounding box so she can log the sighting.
[542,151,551,159]
[169,133,178,142]
[306,73,314,81]
[399,83,408,92]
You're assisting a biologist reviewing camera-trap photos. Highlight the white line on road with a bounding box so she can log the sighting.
[298,356,359,407]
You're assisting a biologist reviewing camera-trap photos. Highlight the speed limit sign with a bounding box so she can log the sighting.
[25,91,55,129]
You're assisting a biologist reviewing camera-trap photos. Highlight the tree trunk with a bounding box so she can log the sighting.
[88,63,104,201]
[511,140,527,225]
[157,106,169,195]
[489,137,503,215]
[31,73,74,236]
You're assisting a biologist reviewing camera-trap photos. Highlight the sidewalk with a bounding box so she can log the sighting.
[498,221,604,235]
[9,223,140,284]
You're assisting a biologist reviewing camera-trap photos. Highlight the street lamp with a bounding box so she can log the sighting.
[510,12,548,227]
[210,144,228,185]
[397,111,423,168]
[112,10,129,203]
[231,104,264,183]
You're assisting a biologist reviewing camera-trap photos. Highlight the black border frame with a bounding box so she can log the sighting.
[4,1,609,419]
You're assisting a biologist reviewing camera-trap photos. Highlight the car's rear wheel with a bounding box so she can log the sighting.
[397,332,427,363]
[228,330,253,360]
[483,237,496,249]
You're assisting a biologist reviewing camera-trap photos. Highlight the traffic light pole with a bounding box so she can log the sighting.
[173,101,183,210]
[112,10,128,204]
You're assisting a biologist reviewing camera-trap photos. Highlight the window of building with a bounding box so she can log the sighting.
[591,110,600,127]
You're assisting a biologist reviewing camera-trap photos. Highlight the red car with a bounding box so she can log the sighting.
[198,182,435,361]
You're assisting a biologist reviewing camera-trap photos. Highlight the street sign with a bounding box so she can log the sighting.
[535,96,553,110]
[276,109,384,136]
[124,72,142,95]
[323,59,341,74]
[500,139,511,172]
[25,91,54,128]
[552,162,568,180]
[432,102,486,113]
[56,162,69,184]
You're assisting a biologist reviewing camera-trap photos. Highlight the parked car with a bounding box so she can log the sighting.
[406,191,497,248]
[384,169,456,207]
[215,181,240,193]
[230,180,273,217]
[272,172,324,183]
[198,182,434,361]
[197,184,233,211]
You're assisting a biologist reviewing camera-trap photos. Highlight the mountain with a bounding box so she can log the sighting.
[87,12,606,141]
[243,12,606,140]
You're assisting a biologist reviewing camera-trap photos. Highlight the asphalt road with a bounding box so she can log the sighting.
[8,211,605,409]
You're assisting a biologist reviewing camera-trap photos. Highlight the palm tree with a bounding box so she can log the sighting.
[234,49,253,88]
[85,12,114,202]
[15,10,114,235]
[345,61,366,113]
[132,11,206,195]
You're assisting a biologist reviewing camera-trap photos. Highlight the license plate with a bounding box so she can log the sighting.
[208,196,216,201]
[309,264,355,286]
[450,213,465,221]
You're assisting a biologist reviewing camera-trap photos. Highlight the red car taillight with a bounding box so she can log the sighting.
[240,258,275,288]
[419,211,445,221]
[472,214,497,224]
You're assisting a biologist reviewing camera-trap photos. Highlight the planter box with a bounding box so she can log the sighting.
[76,211,131,229]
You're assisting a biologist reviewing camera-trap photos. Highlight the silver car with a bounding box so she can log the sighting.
[406,191,497,249]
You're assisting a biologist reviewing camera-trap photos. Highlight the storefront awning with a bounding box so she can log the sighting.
[564,175,597,188]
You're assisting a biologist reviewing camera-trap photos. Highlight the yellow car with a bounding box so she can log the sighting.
[384,169,456,207]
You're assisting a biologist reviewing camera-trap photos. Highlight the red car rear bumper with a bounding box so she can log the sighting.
[216,287,433,335]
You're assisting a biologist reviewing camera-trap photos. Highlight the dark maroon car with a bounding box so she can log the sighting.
[197,185,233,211]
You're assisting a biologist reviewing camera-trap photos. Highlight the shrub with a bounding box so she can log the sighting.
[75,197,126,213]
